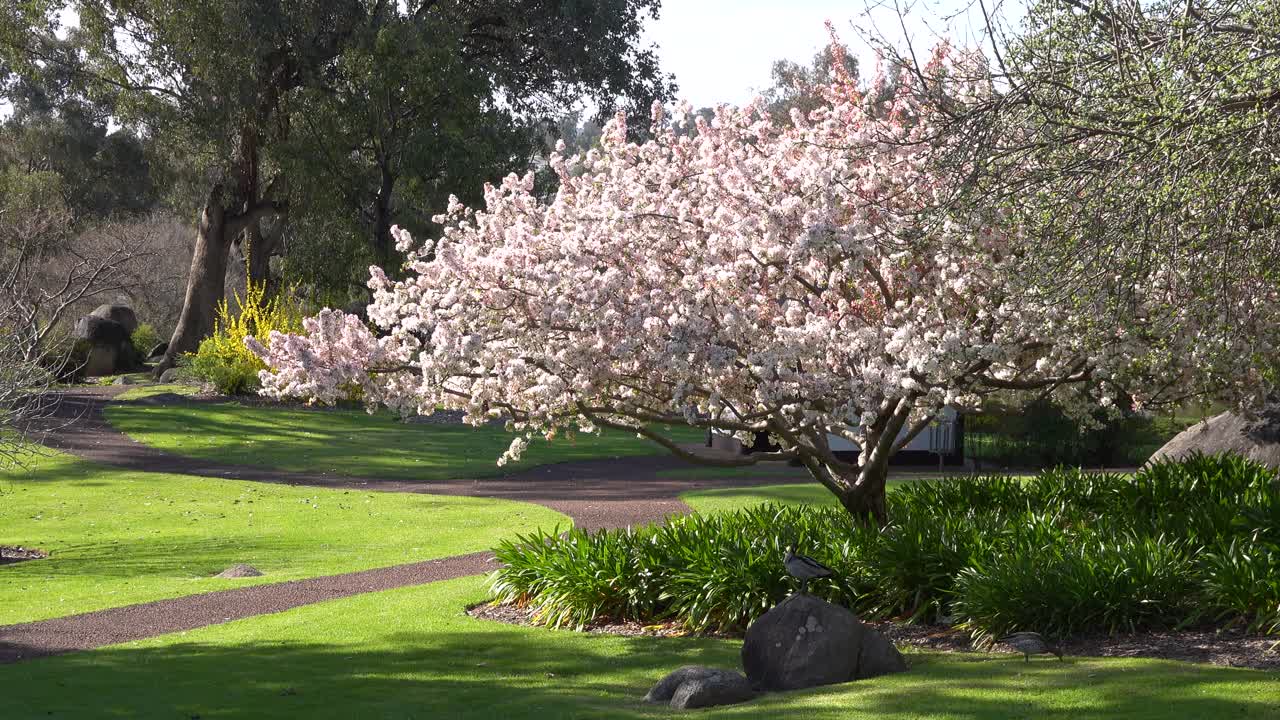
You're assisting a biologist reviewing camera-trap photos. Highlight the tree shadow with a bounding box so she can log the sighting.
[3,627,1277,719]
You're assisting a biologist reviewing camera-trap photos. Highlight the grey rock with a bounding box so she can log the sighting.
[645,666,754,710]
[89,304,139,335]
[112,375,142,385]
[741,593,906,692]
[71,316,139,376]
[215,563,264,578]
[133,392,191,406]
[73,315,129,345]
[1149,404,1280,470]
[158,368,183,384]
[82,343,120,377]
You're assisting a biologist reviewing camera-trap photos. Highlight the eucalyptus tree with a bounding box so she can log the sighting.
[285,0,674,300]
[0,35,155,221]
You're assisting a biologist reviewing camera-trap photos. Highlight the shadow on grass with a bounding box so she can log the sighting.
[3,628,1277,720]
[103,402,705,482]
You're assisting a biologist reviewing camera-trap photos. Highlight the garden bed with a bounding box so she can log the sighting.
[488,454,1280,656]
[468,601,1280,670]
[0,546,48,565]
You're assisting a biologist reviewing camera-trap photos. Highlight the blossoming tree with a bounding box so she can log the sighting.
[249,47,1277,524]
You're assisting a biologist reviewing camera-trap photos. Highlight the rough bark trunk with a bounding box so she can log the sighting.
[154,126,285,376]
[371,165,396,269]
[837,465,890,527]
[815,396,915,528]
[154,189,232,375]
[245,221,274,289]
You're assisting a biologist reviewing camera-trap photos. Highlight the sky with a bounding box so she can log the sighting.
[641,0,1014,108]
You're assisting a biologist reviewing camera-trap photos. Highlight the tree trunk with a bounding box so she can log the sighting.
[371,163,396,270]
[837,465,890,527]
[812,396,915,528]
[244,221,274,290]
[154,187,234,375]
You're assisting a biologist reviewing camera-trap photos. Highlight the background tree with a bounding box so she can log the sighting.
[0,34,156,221]
[282,0,675,305]
[763,42,853,121]
[902,0,1280,406]
[0,168,156,362]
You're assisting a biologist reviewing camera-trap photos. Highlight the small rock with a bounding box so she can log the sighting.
[215,563,264,578]
[158,368,183,384]
[645,666,755,710]
[133,392,191,405]
[112,375,142,386]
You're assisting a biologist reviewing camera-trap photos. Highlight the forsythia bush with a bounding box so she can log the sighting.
[191,283,303,395]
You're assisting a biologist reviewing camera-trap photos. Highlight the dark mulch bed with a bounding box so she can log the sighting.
[0,546,49,566]
[468,602,1280,671]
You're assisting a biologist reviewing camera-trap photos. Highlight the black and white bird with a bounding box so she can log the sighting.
[783,545,833,594]
[998,632,1065,662]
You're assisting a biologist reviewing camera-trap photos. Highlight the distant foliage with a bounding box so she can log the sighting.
[966,402,1195,468]
[130,323,162,360]
[190,284,303,395]
[491,454,1280,640]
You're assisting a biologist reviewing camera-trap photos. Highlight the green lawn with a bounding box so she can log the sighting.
[113,382,201,400]
[104,401,705,481]
[681,482,839,514]
[679,471,1045,515]
[4,576,1276,719]
[0,450,565,624]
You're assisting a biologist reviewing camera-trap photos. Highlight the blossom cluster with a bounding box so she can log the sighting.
[250,43,1278,471]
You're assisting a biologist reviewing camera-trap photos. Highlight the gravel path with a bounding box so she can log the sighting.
[1,386,803,664]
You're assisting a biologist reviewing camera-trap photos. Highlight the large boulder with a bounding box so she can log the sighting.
[73,315,130,345]
[644,666,755,710]
[741,593,907,692]
[71,316,139,376]
[89,304,139,335]
[1149,404,1280,470]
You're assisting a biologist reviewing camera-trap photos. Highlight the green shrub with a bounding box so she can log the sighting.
[655,504,857,631]
[189,283,303,395]
[1199,540,1280,634]
[490,453,1280,640]
[491,525,661,629]
[130,323,163,360]
[954,531,1198,642]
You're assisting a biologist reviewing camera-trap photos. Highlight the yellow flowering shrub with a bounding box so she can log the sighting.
[190,283,304,395]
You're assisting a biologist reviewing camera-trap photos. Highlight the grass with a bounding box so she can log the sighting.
[0,450,566,624]
[3,576,1276,719]
[677,473,1000,515]
[104,401,706,481]
[113,382,201,400]
[681,482,839,514]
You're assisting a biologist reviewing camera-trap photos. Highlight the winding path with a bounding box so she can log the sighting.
[1,387,804,664]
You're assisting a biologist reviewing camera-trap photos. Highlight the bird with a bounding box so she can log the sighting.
[998,631,1065,662]
[783,545,833,594]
